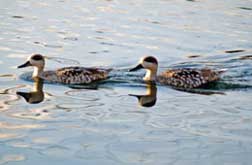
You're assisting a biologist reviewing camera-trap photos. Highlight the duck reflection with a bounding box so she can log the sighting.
[129,83,157,107]
[16,78,44,104]
[128,82,226,107]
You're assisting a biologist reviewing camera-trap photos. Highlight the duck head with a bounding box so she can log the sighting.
[129,56,158,81]
[18,54,45,78]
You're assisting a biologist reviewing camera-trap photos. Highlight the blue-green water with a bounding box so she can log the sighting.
[0,0,252,164]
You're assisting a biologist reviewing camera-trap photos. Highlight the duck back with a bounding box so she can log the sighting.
[157,68,222,88]
[40,67,111,84]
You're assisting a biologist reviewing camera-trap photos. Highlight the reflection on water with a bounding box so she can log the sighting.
[129,83,157,107]
[1,0,252,164]
[16,78,44,104]
[15,77,235,107]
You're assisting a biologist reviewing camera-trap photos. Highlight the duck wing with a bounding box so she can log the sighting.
[41,67,111,84]
[158,68,223,88]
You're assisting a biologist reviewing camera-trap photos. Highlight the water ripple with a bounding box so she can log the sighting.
[0,154,26,165]
[1,0,252,164]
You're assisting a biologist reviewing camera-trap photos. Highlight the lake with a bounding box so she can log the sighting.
[0,0,252,164]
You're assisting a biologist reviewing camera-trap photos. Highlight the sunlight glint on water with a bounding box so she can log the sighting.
[0,0,252,164]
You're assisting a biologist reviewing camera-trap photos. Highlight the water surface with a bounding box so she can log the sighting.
[0,0,252,164]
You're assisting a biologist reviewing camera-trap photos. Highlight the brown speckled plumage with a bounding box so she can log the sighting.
[129,56,225,89]
[157,68,222,88]
[18,54,112,85]
[40,67,111,84]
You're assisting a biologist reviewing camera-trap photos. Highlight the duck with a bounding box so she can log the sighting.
[17,54,112,84]
[129,56,225,89]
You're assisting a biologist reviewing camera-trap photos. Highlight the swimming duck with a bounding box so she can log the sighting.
[18,54,111,84]
[129,56,225,88]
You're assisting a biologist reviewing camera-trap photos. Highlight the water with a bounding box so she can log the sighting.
[1,0,252,164]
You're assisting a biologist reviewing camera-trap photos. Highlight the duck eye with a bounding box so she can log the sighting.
[32,55,43,61]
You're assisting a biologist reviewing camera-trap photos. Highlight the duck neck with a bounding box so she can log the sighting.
[143,68,157,82]
[32,66,44,79]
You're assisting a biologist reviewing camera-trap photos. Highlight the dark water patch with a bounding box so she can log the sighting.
[225,49,245,53]
[44,44,63,49]
[57,31,68,35]
[96,30,104,34]
[89,50,110,54]
[44,44,63,48]
[103,50,110,53]
[187,55,201,58]
[99,41,134,49]
[43,109,48,113]
[144,19,161,25]
[63,37,78,41]
[238,55,252,60]
[33,41,41,44]
[89,51,98,54]
[12,16,24,19]
[151,21,160,24]
[100,42,115,46]
[238,7,252,11]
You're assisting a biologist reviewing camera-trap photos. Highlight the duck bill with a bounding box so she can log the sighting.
[129,64,143,72]
[17,61,31,68]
